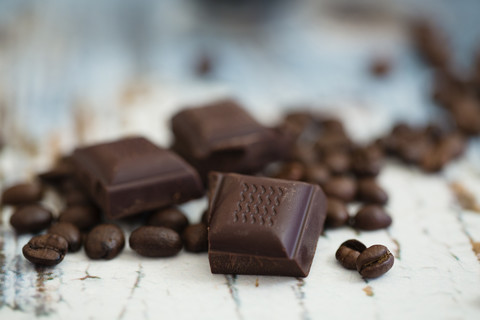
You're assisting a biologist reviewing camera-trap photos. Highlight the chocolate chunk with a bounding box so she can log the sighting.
[356,178,388,205]
[129,226,182,257]
[85,224,125,260]
[182,223,208,253]
[23,234,68,266]
[10,205,53,234]
[48,222,82,252]
[146,207,189,234]
[1,182,44,206]
[325,198,349,228]
[352,205,392,230]
[323,176,357,202]
[171,100,286,180]
[72,137,203,219]
[208,172,327,277]
[58,205,101,231]
[356,245,394,278]
[335,239,367,270]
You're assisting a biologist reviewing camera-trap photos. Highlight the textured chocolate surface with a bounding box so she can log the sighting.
[72,137,203,219]
[171,100,288,180]
[208,172,327,277]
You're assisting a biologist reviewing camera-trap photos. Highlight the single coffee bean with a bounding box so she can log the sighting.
[305,163,330,186]
[324,151,351,175]
[351,145,383,177]
[48,222,82,252]
[291,145,319,165]
[357,179,389,205]
[147,208,189,234]
[85,224,125,260]
[275,162,305,181]
[2,182,44,206]
[356,245,394,278]
[38,156,75,186]
[325,198,349,228]
[59,205,101,231]
[10,204,53,234]
[323,176,357,202]
[22,234,68,266]
[352,205,392,230]
[335,239,367,270]
[129,226,182,257]
[182,223,208,253]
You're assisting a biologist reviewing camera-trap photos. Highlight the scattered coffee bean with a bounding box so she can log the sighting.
[48,222,82,252]
[323,176,357,202]
[63,189,92,206]
[10,204,53,234]
[85,224,125,260]
[182,223,208,253]
[324,151,350,175]
[305,163,330,186]
[357,178,388,204]
[325,198,349,228]
[147,208,189,234]
[352,205,392,230]
[59,205,101,231]
[129,226,182,257]
[1,182,44,206]
[38,156,74,186]
[22,234,68,266]
[335,239,367,270]
[356,244,394,278]
[351,145,383,177]
[275,162,305,181]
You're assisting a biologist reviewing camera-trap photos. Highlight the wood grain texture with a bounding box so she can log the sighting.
[1,0,480,319]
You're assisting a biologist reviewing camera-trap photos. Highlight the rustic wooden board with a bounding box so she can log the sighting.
[1,1,480,319]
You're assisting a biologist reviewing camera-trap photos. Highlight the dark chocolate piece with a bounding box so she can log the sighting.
[208,172,327,277]
[171,100,287,180]
[72,137,203,219]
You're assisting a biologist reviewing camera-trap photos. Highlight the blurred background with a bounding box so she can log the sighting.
[0,0,479,160]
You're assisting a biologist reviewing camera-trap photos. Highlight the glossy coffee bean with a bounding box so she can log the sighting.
[352,205,392,231]
[357,179,388,205]
[324,151,350,175]
[305,163,330,186]
[129,226,182,257]
[38,156,74,185]
[85,224,125,260]
[59,205,101,231]
[48,222,82,252]
[356,245,394,278]
[22,234,68,266]
[275,162,305,181]
[325,198,349,228]
[10,205,53,234]
[182,223,208,253]
[323,176,357,202]
[147,208,189,234]
[335,239,367,270]
[2,182,44,206]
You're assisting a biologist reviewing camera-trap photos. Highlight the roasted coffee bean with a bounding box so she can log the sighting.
[397,137,433,165]
[411,20,450,69]
[147,208,189,234]
[64,189,92,206]
[38,156,74,185]
[275,162,305,181]
[325,198,349,228]
[182,223,208,253]
[316,131,351,153]
[48,222,82,252]
[305,163,330,186]
[85,224,125,260]
[291,145,319,165]
[324,151,350,175]
[129,226,182,257]
[10,204,53,234]
[323,176,357,202]
[22,234,68,266]
[451,94,480,135]
[335,239,367,270]
[1,182,44,206]
[356,245,394,278]
[59,205,101,231]
[352,205,392,230]
[351,145,383,177]
[357,179,388,205]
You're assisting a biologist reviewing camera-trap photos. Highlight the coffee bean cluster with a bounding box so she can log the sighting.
[272,112,392,231]
[1,159,208,267]
[336,239,394,279]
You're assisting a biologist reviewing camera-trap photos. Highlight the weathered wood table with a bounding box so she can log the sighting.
[1,0,479,319]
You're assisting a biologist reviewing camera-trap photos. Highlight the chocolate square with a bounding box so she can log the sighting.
[72,137,203,219]
[208,172,327,277]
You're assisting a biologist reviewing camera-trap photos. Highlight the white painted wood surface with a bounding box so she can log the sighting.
[1,1,480,319]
